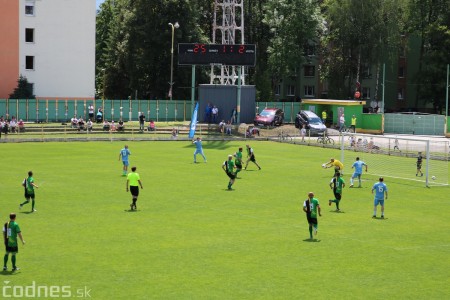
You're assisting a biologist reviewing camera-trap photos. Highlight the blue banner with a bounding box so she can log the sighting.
[188,102,199,139]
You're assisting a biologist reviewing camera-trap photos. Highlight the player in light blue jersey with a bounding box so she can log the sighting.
[372,177,388,219]
[350,157,368,188]
[119,145,131,176]
[193,137,207,163]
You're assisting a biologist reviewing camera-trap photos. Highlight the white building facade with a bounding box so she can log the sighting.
[0,0,96,99]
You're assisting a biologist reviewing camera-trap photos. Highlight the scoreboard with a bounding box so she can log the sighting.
[178,43,256,66]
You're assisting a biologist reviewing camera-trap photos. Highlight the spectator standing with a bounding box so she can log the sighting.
[138,112,145,132]
[212,106,219,123]
[301,124,306,142]
[230,107,237,124]
[351,115,357,133]
[321,110,327,125]
[88,104,94,121]
[339,114,345,132]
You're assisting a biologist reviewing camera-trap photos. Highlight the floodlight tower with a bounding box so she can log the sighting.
[211,0,245,85]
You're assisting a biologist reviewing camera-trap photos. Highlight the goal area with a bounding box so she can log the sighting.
[339,133,449,187]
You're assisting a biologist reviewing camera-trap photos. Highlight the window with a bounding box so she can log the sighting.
[274,84,281,96]
[26,56,35,70]
[25,2,35,16]
[399,46,406,57]
[398,66,405,78]
[28,83,34,95]
[304,85,315,97]
[362,63,371,78]
[25,28,34,43]
[362,87,371,99]
[398,88,405,100]
[287,85,295,96]
[304,44,315,56]
[304,65,315,77]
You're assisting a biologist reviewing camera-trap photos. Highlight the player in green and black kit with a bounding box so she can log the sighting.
[234,147,243,177]
[222,155,236,190]
[20,171,39,212]
[329,172,345,211]
[303,192,321,239]
[3,213,25,271]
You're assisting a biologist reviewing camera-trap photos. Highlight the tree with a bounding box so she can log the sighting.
[9,75,35,99]
[263,0,323,83]
[406,0,450,111]
[321,0,406,100]
[96,0,211,100]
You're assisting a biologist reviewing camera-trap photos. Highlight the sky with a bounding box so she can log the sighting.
[96,0,105,9]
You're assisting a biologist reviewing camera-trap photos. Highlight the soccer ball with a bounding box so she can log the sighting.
[321,163,326,168]
[431,176,436,180]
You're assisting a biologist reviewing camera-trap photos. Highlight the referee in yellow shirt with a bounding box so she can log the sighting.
[126,166,143,211]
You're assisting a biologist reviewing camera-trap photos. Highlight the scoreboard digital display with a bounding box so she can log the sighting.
[178,43,256,66]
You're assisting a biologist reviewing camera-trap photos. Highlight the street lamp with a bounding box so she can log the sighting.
[168,22,179,100]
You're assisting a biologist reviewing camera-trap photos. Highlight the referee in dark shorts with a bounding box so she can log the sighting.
[126,166,143,210]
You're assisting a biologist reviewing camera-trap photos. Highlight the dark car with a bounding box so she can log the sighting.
[295,110,327,135]
[254,108,284,126]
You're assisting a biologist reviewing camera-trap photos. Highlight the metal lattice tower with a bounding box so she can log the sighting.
[211,0,245,85]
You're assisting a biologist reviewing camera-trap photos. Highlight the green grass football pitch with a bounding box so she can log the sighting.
[1,141,449,299]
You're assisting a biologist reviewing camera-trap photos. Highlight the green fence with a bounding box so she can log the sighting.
[0,99,194,123]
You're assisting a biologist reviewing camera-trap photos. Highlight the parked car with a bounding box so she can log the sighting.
[254,108,284,126]
[295,110,327,135]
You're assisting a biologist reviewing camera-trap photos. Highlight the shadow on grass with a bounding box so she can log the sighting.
[182,140,235,150]
[303,238,321,242]
[1,270,21,276]
[372,217,388,220]
[19,211,34,215]
[329,210,345,213]
[124,209,139,213]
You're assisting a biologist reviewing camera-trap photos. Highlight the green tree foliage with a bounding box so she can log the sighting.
[406,0,450,111]
[263,0,323,81]
[321,0,406,99]
[97,0,210,100]
[9,75,35,99]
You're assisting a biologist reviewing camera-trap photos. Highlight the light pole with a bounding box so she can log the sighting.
[168,22,179,100]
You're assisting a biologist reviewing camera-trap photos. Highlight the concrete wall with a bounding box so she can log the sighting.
[0,0,19,98]
[198,85,256,124]
[19,0,96,99]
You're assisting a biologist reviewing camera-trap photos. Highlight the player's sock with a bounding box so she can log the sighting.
[3,254,8,267]
[359,179,362,186]
[309,226,313,238]
[20,200,29,206]
[373,209,377,216]
[11,255,16,268]
[336,201,340,210]
[31,200,35,211]
[350,178,353,185]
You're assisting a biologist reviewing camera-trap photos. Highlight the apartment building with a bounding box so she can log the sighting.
[0,0,96,99]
